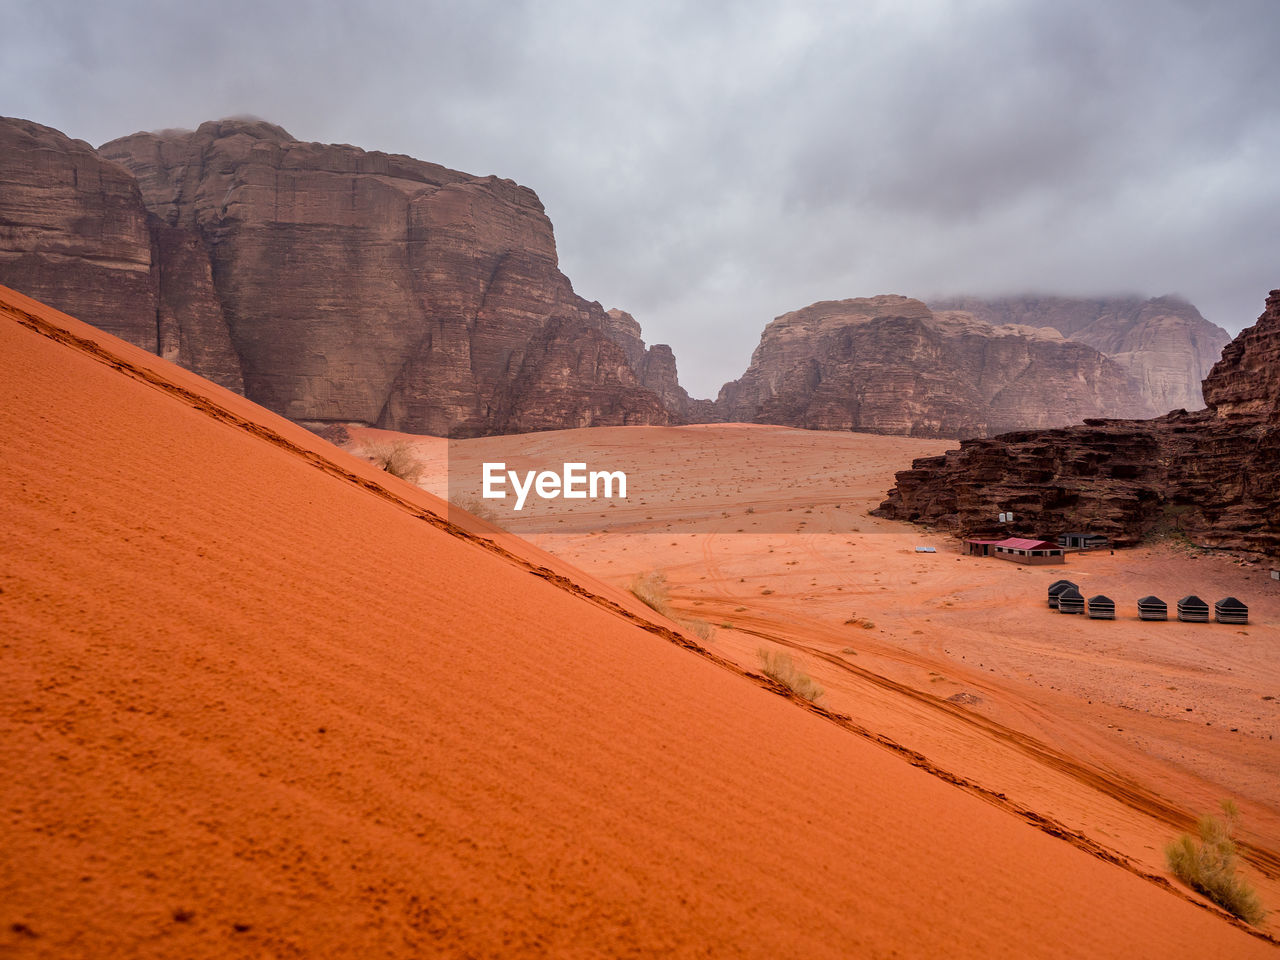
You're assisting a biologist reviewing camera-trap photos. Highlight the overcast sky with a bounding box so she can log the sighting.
[5,0,1277,396]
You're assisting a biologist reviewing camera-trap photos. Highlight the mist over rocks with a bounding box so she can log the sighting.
[929,295,1232,413]
[714,295,1156,439]
[875,289,1280,559]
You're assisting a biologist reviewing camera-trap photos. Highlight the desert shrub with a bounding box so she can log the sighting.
[1165,800,1265,924]
[630,571,672,617]
[452,495,504,527]
[680,617,713,642]
[362,440,423,484]
[629,573,714,641]
[757,648,824,703]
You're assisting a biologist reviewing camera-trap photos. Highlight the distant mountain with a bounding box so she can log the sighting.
[0,116,698,437]
[715,296,1156,439]
[0,115,1234,442]
[928,295,1231,413]
[875,288,1280,558]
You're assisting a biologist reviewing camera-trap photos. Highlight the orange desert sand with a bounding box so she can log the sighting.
[2,281,1277,958]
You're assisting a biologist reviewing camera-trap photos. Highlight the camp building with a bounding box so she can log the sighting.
[964,537,1065,565]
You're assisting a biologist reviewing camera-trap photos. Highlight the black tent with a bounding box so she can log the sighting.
[1214,597,1249,625]
[1048,579,1078,609]
[1087,595,1115,620]
[1057,587,1085,615]
[1177,595,1209,623]
[1137,595,1167,621]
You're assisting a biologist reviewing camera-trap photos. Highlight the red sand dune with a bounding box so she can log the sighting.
[2,283,1275,958]
[365,423,1280,899]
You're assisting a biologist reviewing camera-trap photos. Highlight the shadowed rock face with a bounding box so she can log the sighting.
[0,117,245,393]
[716,296,1156,439]
[604,308,714,423]
[1,115,698,437]
[875,290,1280,559]
[929,295,1232,414]
[0,114,1235,444]
[0,118,159,353]
[98,120,684,437]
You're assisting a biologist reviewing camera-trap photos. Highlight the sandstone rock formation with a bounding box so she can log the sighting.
[1201,294,1280,419]
[0,116,699,436]
[875,290,1280,559]
[715,296,1156,439]
[101,119,693,437]
[0,118,160,353]
[605,308,716,422]
[0,118,245,392]
[929,295,1231,414]
[1,113,1233,444]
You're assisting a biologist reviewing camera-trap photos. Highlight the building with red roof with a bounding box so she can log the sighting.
[964,537,1065,565]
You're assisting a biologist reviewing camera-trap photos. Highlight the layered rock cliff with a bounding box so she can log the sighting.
[0,118,245,392]
[604,308,716,422]
[1,113,1235,444]
[0,116,698,436]
[715,296,1156,439]
[101,119,691,436]
[0,118,162,354]
[875,290,1280,558]
[929,295,1231,414]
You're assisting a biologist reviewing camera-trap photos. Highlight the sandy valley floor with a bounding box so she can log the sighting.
[363,421,1280,924]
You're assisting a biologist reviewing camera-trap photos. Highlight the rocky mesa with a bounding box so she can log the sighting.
[716,295,1157,439]
[874,289,1280,558]
[930,295,1232,414]
[1,115,1233,443]
[0,116,697,437]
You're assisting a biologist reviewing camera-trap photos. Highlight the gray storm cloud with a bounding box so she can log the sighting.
[4,0,1277,396]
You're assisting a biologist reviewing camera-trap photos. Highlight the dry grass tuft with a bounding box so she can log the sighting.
[452,495,504,528]
[629,573,714,642]
[630,571,672,617]
[1165,800,1265,925]
[680,618,714,642]
[362,440,423,484]
[757,649,824,703]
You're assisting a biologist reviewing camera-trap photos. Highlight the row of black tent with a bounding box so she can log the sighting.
[1047,580,1249,624]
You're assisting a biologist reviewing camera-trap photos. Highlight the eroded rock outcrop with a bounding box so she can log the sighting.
[1,115,698,437]
[602,308,714,422]
[0,117,245,392]
[716,296,1155,438]
[97,119,689,436]
[875,290,1280,558]
[929,295,1231,414]
[0,118,159,353]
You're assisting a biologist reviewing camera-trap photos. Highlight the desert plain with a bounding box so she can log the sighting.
[4,281,1278,957]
